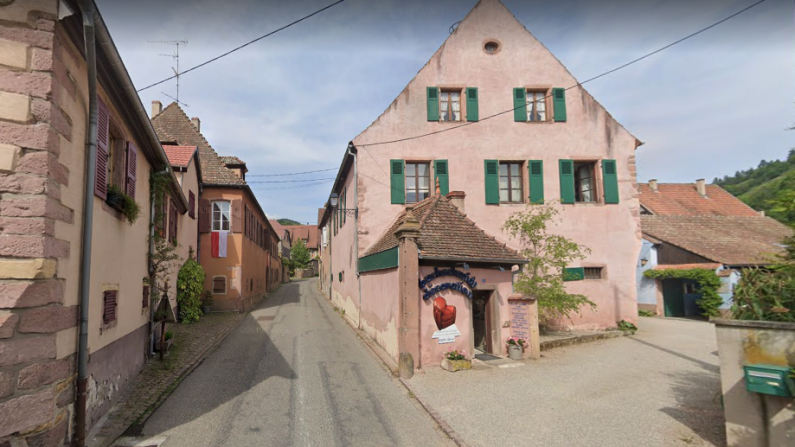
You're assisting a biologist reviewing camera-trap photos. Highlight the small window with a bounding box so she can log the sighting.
[484,41,499,54]
[499,162,523,203]
[526,90,547,122]
[103,290,117,324]
[684,283,697,294]
[440,90,461,122]
[574,162,597,203]
[213,276,227,294]
[405,162,431,203]
[584,267,603,280]
[212,201,230,232]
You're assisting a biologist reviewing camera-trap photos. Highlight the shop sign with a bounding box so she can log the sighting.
[419,267,477,301]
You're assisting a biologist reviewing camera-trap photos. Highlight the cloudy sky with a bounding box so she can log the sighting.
[97,0,793,224]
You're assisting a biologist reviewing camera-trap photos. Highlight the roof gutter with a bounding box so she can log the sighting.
[418,255,528,265]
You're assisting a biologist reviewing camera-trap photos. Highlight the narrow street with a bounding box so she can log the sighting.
[135,279,453,447]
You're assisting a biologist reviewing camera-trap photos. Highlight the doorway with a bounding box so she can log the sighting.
[472,290,492,354]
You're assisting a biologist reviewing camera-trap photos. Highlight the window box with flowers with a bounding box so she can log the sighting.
[440,348,472,372]
[506,336,527,360]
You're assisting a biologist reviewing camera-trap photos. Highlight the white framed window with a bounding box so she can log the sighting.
[440,90,461,122]
[527,91,547,122]
[212,201,230,232]
[405,162,431,203]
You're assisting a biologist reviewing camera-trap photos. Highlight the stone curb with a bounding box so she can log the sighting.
[317,283,469,447]
[540,330,631,351]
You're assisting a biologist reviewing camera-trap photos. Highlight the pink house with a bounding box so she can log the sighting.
[320,0,642,371]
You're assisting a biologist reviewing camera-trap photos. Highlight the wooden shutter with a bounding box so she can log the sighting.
[528,160,544,204]
[513,88,527,122]
[142,285,149,309]
[465,87,478,122]
[125,142,137,199]
[484,160,499,204]
[159,197,167,237]
[427,87,440,121]
[231,200,242,233]
[103,290,117,323]
[390,159,405,204]
[169,200,178,243]
[602,159,619,204]
[198,199,210,233]
[553,88,567,122]
[563,267,585,281]
[434,160,449,196]
[559,160,575,204]
[189,191,195,219]
[342,189,347,224]
[95,98,110,199]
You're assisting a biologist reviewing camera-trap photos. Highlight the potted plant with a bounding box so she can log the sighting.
[440,348,471,372]
[202,290,213,315]
[106,184,140,225]
[506,336,527,360]
[106,184,124,211]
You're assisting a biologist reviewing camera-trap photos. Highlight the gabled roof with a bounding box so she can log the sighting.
[151,103,245,186]
[638,183,759,217]
[641,215,792,266]
[269,220,287,239]
[220,155,246,166]
[364,194,525,264]
[162,145,197,168]
[285,225,319,250]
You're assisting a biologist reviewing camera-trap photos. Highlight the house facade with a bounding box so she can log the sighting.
[151,103,283,312]
[636,180,791,317]
[0,1,192,444]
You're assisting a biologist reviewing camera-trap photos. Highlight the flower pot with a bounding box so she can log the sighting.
[202,305,211,315]
[508,344,523,360]
[441,358,472,372]
[106,193,123,212]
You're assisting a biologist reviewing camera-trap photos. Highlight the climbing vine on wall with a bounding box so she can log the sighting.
[643,268,723,318]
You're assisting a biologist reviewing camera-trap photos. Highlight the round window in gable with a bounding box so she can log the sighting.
[484,41,500,55]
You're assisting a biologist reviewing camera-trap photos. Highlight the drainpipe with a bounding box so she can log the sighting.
[347,144,361,328]
[75,2,97,445]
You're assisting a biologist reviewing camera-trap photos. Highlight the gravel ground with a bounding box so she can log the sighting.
[410,317,726,447]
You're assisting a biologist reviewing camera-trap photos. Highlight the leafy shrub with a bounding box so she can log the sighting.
[638,309,656,317]
[617,320,638,332]
[643,268,723,318]
[732,267,795,322]
[177,249,205,323]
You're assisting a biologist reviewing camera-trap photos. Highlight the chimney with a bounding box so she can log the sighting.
[649,179,658,192]
[759,210,766,217]
[151,100,162,117]
[191,117,200,132]
[446,191,466,215]
[696,179,707,197]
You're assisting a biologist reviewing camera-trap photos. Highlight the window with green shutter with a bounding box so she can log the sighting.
[529,160,544,204]
[553,88,567,122]
[602,159,619,204]
[466,88,478,122]
[390,159,405,204]
[563,267,584,281]
[434,160,449,196]
[484,160,499,204]
[559,160,575,204]
[427,87,440,122]
[513,88,527,122]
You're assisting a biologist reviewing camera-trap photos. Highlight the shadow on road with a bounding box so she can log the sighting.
[630,337,719,374]
[660,370,727,446]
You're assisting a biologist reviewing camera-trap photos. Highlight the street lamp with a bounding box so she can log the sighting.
[329,191,357,218]
[329,192,339,208]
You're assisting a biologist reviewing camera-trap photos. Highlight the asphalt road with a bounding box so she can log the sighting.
[137,279,453,447]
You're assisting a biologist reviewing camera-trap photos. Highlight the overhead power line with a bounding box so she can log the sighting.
[136,0,348,92]
[247,177,336,184]
[359,0,769,147]
[247,167,338,177]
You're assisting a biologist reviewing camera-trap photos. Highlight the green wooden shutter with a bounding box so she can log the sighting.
[465,87,479,122]
[602,159,619,204]
[553,88,567,122]
[513,88,527,122]
[485,160,499,204]
[427,87,440,122]
[390,159,405,204]
[434,160,449,196]
[559,160,575,204]
[563,267,584,281]
[528,160,544,204]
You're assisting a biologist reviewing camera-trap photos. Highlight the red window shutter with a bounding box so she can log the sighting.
[169,199,178,243]
[95,98,110,199]
[189,191,195,219]
[159,196,167,238]
[198,199,210,233]
[103,290,117,323]
[126,142,137,199]
[142,285,149,309]
[231,200,242,233]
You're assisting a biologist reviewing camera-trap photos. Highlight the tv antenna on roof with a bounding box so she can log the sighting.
[148,39,188,103]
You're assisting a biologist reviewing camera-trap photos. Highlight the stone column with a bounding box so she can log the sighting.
[395,207,421,378]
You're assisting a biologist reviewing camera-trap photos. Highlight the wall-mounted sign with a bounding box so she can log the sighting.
[433,297,456,330]
[432,324,461,344]
[420,267,477,301]
[508,299,530,341]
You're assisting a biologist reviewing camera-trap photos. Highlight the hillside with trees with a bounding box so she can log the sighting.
[277,218,303,226]
[714,149,795,225]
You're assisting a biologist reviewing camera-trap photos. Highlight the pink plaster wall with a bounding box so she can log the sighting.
[359,268,400,361]
[345,0,640,329]
[329,170,360,322]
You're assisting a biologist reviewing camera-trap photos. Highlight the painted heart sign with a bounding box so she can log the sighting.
[433,297,457,331]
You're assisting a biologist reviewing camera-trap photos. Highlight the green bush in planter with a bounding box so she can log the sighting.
[177,249,205,323]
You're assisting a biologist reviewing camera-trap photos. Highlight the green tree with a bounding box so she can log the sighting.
[290,238,311,269]
[177,247,205,323]
[502,203,595,326]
